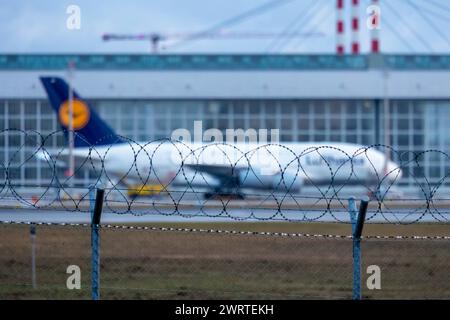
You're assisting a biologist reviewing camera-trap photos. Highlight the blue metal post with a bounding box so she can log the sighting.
[348,197,360,300]
[90,186,104,300]
[30,224,37,289]
[348,197,369,300]
[353,235,362,300]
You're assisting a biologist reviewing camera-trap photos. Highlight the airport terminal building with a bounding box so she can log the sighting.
[1,54,450,193]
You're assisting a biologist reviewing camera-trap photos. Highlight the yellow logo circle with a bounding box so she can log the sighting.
[58,99,90,130]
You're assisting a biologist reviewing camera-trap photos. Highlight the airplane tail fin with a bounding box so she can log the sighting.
[40,76,123,148]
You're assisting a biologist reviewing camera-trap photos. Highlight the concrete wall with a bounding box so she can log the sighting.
[1,70,450,99]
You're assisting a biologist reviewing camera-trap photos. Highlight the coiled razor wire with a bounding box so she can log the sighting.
[1,129,450,224]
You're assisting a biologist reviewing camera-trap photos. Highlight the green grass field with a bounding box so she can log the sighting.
[0,222,449,299]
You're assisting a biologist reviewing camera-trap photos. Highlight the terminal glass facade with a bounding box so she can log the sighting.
[1,98,450,191]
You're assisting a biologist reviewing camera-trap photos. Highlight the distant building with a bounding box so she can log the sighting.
[0,54,449,192]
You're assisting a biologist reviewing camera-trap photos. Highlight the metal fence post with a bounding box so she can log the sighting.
[30,223,37,289]
[348,196,369,300]
[90,187,104,300]
[348,197,359,299]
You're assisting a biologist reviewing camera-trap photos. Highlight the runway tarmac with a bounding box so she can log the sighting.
[0,205,447,224]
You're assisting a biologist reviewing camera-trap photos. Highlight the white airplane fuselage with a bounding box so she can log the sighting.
[69,141,402,192]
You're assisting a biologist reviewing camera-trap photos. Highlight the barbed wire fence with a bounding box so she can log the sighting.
[1,219,449,299]
[0,129,449,299]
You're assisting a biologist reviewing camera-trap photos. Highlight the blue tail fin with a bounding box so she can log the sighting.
[40,77,123,148]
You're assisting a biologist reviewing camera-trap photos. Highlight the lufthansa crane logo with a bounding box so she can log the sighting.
[58,99,90,130]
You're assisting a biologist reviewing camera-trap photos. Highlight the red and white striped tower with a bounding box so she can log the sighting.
[370,0,380,53]
[351,0,360,54]
[336,0,345,54]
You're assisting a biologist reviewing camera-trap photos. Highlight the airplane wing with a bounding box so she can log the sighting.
[184,163,303,192]
[184,164,244,179]
[184,164,242,189]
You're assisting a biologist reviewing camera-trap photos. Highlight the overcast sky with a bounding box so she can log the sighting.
[1,0,450,54]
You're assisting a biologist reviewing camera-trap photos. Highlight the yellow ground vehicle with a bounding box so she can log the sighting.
[127,184,164,199]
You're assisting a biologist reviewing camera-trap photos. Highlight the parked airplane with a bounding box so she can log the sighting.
[39,77,402,198]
